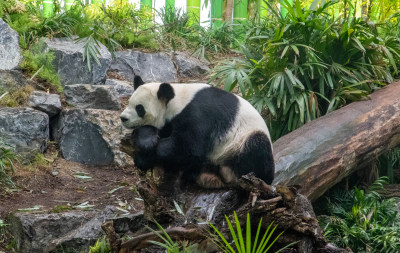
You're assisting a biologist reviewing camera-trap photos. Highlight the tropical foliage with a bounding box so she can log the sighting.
[210,0,400,140]
[376,147,400,183]
[318,177,400,252]
[209,212,295,253]
[147,213,294,253]
[20,40,63,92]
[88,237,113,253]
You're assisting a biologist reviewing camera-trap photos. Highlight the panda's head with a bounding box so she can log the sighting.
[120,76,175,129]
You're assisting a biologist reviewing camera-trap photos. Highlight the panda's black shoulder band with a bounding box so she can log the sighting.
[157,83,175,105]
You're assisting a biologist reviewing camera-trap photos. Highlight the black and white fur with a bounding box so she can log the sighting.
[131,125,160,171]
[120,76,275,187]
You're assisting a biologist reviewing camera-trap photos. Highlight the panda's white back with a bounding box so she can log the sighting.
[207,94,271,164]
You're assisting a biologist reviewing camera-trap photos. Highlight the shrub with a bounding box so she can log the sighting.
[0,85,34,107]
[210,0,400,140]
[20,41,62,92]
[0,140,16,187]
[318,177,400,252]
[88,237,113,253]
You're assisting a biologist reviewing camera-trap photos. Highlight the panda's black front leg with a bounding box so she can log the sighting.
[134,153,157,171]
[156,137,176,161]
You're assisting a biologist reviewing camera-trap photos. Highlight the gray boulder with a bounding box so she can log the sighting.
[112,211,145,234]
[0,70,32,93]
[0,18,21,70]
[105,79,134,97]
[110,50,178,83]
[28,91,62,118]
[6,206,122,253]
[56,108,132,166]
[44,37,111,86]
[64,84,121,110]
[0,107,49,160]
[175,52,210,79]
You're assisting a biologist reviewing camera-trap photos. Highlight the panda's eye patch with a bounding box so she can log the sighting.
[135,105,146,118]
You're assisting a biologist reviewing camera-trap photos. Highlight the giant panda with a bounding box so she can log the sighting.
[120,76,275,187]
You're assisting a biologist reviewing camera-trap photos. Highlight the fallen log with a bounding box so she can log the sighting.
[273,82,400,201]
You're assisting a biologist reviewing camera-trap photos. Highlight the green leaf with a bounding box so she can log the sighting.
[291,45,300,56]
[281,45,289,59]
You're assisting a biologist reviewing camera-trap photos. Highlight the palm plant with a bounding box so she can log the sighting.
[209,212,296,253]
[210,0,400,140]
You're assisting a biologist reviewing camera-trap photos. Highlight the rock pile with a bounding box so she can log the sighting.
[0,27,210,166]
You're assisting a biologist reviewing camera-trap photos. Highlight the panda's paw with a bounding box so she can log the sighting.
[196,173,225,189]
[134,156,154,171]
[220,166,237,184]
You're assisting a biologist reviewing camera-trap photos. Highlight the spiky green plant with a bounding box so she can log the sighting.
[88,237,113,253]
[209,212,296,253]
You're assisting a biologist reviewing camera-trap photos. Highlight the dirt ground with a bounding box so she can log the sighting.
[0,144,144,218]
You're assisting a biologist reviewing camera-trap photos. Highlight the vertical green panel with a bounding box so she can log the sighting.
[91,0,105,4]
[280,0,293,18]
[233,0,248,24]
[259,0,268,18]
[187,0,201,26]
[211,0,223,28]
[141,0,152,9]
[43,0,54,17]
[65,0,75,10]
[166,0,175,10]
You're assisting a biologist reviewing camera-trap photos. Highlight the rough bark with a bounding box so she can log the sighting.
[224,0,234,22]
[273,82,400,201]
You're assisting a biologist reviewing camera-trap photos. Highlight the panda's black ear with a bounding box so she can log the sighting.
[133,76,145,90]
[157,83,175,105]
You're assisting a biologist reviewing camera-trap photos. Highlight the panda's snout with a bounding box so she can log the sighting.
[120,116,129,123]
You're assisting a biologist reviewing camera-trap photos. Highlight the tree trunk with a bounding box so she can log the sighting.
[273,82,400,201]
[224,0,234,22]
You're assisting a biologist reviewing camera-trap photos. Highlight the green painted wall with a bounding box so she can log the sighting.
[91,0,105,4]
[166,0,175,10]
[259,0,268,18]
[187,0,201,26]
[43,0,54,17]
[211,0,223,27]
[281,0,293,17]
[141,0,152,9]
[233,0,248,24]
[65,0,75,10]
